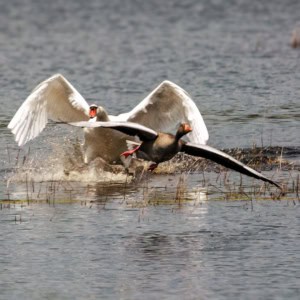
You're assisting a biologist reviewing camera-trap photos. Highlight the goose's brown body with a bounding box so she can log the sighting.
[135,125,190,164]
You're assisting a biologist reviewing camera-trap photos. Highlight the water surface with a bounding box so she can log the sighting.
[1,200,299,299]
[0,0,300,299]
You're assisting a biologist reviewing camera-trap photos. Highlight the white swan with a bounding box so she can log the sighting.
[8,74,209,163]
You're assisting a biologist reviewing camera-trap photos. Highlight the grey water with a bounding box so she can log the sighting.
[0,0,300,299]
[1,201,300,300]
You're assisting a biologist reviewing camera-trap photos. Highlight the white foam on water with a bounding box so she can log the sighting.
[7,138,131,184]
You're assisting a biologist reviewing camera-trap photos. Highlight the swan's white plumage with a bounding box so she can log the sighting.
[8,74,90,146]
[117,80,209,145]
[8,74,209,163]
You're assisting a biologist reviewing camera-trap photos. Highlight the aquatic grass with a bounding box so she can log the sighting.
[296,174,299,200]
[0,180,298,207]
[6,145,11,164]
[174,174,186,205]
[3,142,300,205]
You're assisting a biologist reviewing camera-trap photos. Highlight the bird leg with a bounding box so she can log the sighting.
[148,163,158,172]
[120,145,141,158]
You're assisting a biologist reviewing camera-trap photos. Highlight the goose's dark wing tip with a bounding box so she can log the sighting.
[260,177,282,189]
[270,181,282,190]
[182,143,281,188]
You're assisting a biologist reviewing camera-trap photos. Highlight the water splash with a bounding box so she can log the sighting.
[7,138,131,184]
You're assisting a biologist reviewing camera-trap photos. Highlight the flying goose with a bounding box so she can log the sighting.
[70,120,280,188]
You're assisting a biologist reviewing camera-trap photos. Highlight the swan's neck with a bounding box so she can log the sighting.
[96,107,109,121]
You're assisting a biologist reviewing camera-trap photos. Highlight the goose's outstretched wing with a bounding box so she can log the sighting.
[116,81,209,145]
[69,121,158,141]
[8,74,90,146]
[182,143,280,188]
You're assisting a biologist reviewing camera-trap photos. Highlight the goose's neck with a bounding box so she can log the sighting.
[175,129,186,140]
[175,124,192,140]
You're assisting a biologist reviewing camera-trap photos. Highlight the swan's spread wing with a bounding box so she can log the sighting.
[117,81,209,145]
[70,121,158,141]
[183,143,280,188]
[8,74,90,146]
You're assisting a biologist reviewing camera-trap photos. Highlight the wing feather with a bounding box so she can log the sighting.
[8,74,90,146]
[183,143,280,188]
[69,121,158,141]
[117,80,209,144]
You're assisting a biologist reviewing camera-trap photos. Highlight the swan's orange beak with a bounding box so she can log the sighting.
[89,107,97,118]
[183,123,192,133]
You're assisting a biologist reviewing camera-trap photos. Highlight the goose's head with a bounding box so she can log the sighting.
[176,123,192,140]
[89,105,109,121]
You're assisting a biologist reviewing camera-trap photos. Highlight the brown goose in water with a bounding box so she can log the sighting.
[70,121,281,188]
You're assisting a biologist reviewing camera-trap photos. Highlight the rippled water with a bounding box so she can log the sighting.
[0,0,300,299]
[1,201,300,299]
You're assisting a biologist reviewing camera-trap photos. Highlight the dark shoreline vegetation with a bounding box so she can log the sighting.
[2,144,300,205]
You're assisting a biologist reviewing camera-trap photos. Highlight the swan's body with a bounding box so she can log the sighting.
[8,74,209,163]
[70,121,280,188]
